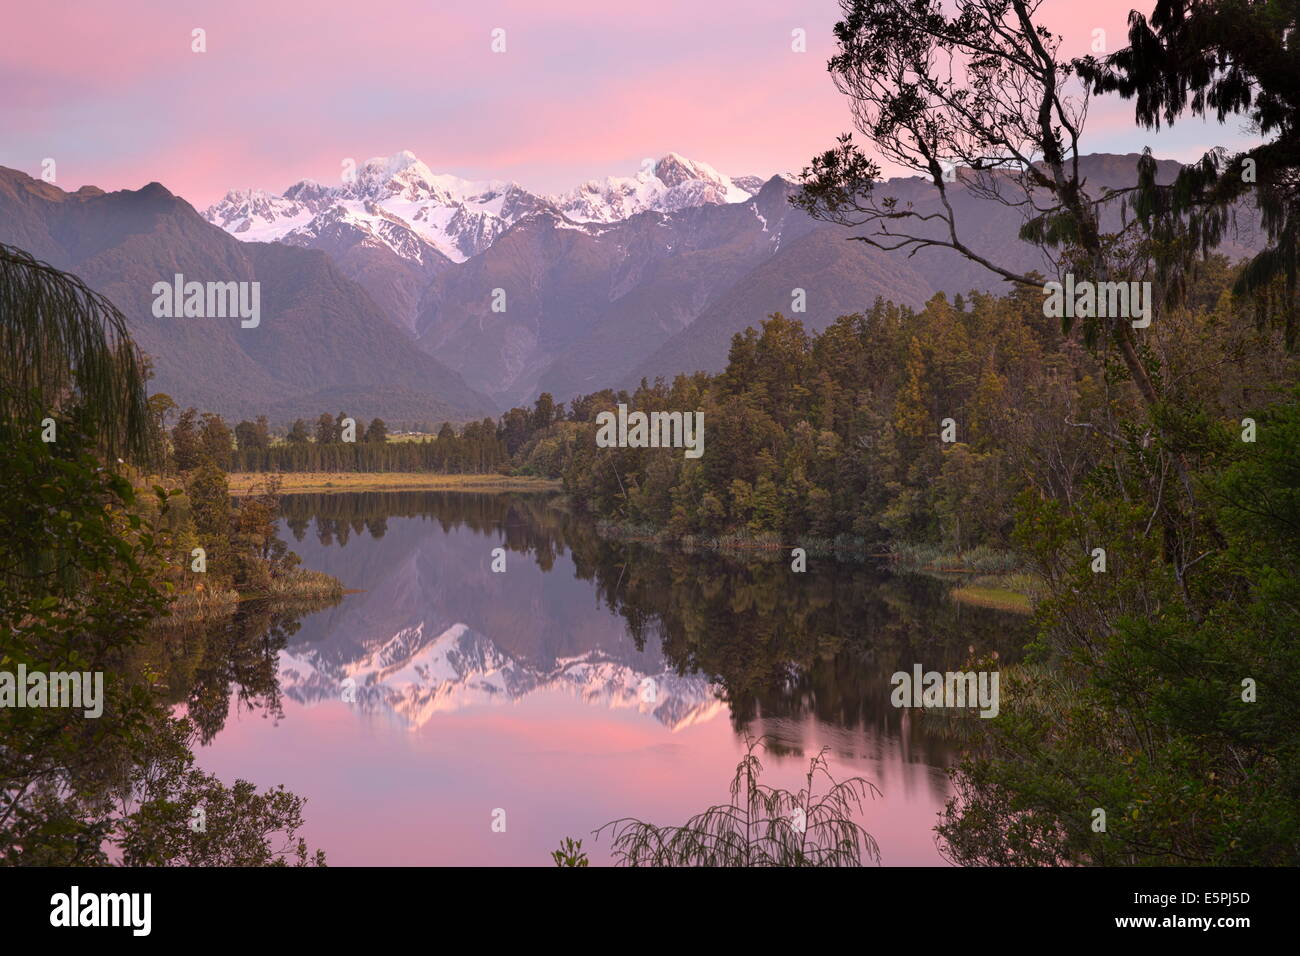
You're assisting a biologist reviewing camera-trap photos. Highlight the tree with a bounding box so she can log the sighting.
[364,417,388,443]
[0,422,324,865]
[0,243,154,462]
[795,0,1219,595]
[148,392,178,432]
[171,407,203,472]
[235,419,260,451]
[315,413,337,445]
[794,0,1162,408]
[1079,0,1300,345]
[186,463,234,583]
[199,412,234,469]
[233,416,269,452]
[287,419,310,444]
[499,407,531,455]
[939,392,1300,865]
[531,392,557,432]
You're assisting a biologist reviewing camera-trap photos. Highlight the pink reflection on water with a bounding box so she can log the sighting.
[194,682,951,866]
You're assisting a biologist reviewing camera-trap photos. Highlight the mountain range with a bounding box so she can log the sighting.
[201,149,1265,410]
[0,150,1267,424]
[0,167,494,424]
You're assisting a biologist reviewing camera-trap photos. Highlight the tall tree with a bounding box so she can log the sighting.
[0,243,154,462]
[794,0,1221,595]
[531,392,557,432]
[1079,0,1300,345]
[199,412,234,469]
[171,407,203,472]
[315,413,337,445]
[794,0,1161,407]
[234,419,260,451]
[252,414,271,450]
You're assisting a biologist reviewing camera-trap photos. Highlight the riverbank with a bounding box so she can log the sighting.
[889,543,1035,614]
[159,568,346,625]
[228,472,565,495]
[947,581,1034,613]
[590,520,1036,613]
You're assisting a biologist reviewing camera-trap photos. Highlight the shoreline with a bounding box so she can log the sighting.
[227,472,564,495]
[590,519,1037,613]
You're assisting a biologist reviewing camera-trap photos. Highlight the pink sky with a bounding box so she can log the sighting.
[2,0,1258,209]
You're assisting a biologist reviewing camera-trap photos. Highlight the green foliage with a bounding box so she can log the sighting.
[562,299,1057,552]
[0,243,155,463]
[596,737,881,867]
[1080,0,1300,344]
[938,390,1300,865]
[550,837,590,867]
[0,423,325,865]
[234,416,271,452]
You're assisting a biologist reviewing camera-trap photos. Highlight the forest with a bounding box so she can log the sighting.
[5,0,1300,869]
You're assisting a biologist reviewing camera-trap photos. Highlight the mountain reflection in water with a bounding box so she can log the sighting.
[190,491,1030,865]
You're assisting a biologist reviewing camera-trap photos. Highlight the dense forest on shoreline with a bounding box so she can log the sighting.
[215,256,1293,564]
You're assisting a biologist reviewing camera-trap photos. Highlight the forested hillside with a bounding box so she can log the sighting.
[517,259,1288,557]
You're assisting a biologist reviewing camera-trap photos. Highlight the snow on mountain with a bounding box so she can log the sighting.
[202,150,759,262]
[203,151,553,262]
[202,187,318,242]
[277,619,724,732]
[278,200,448,267]
[551,153,754,223]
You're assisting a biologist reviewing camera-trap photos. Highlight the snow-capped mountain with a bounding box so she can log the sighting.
[279,199,448,267]
[203,151,555,262]
[550,153,758,223]
[202,188,319,242]
[202,150,761,262]
[277,619,725,732]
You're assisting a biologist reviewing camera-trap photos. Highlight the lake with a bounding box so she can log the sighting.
[190,491,1030,866]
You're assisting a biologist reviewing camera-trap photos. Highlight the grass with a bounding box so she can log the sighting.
[888,544,1036,613]
[266,567,345,601]
[890,542,1022,574]
[949,584,1033,614]
[227,472,563,494]
[162,586,240,623]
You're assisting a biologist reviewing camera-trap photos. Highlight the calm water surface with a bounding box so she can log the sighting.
[191,491,1030,866]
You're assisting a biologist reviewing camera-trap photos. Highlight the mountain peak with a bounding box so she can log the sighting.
[550,153,753,223]
[653,152,721,188]
[359,149,433,183]
[202,150,759,256]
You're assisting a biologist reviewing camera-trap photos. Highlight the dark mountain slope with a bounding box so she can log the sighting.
[0,167,495,424]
